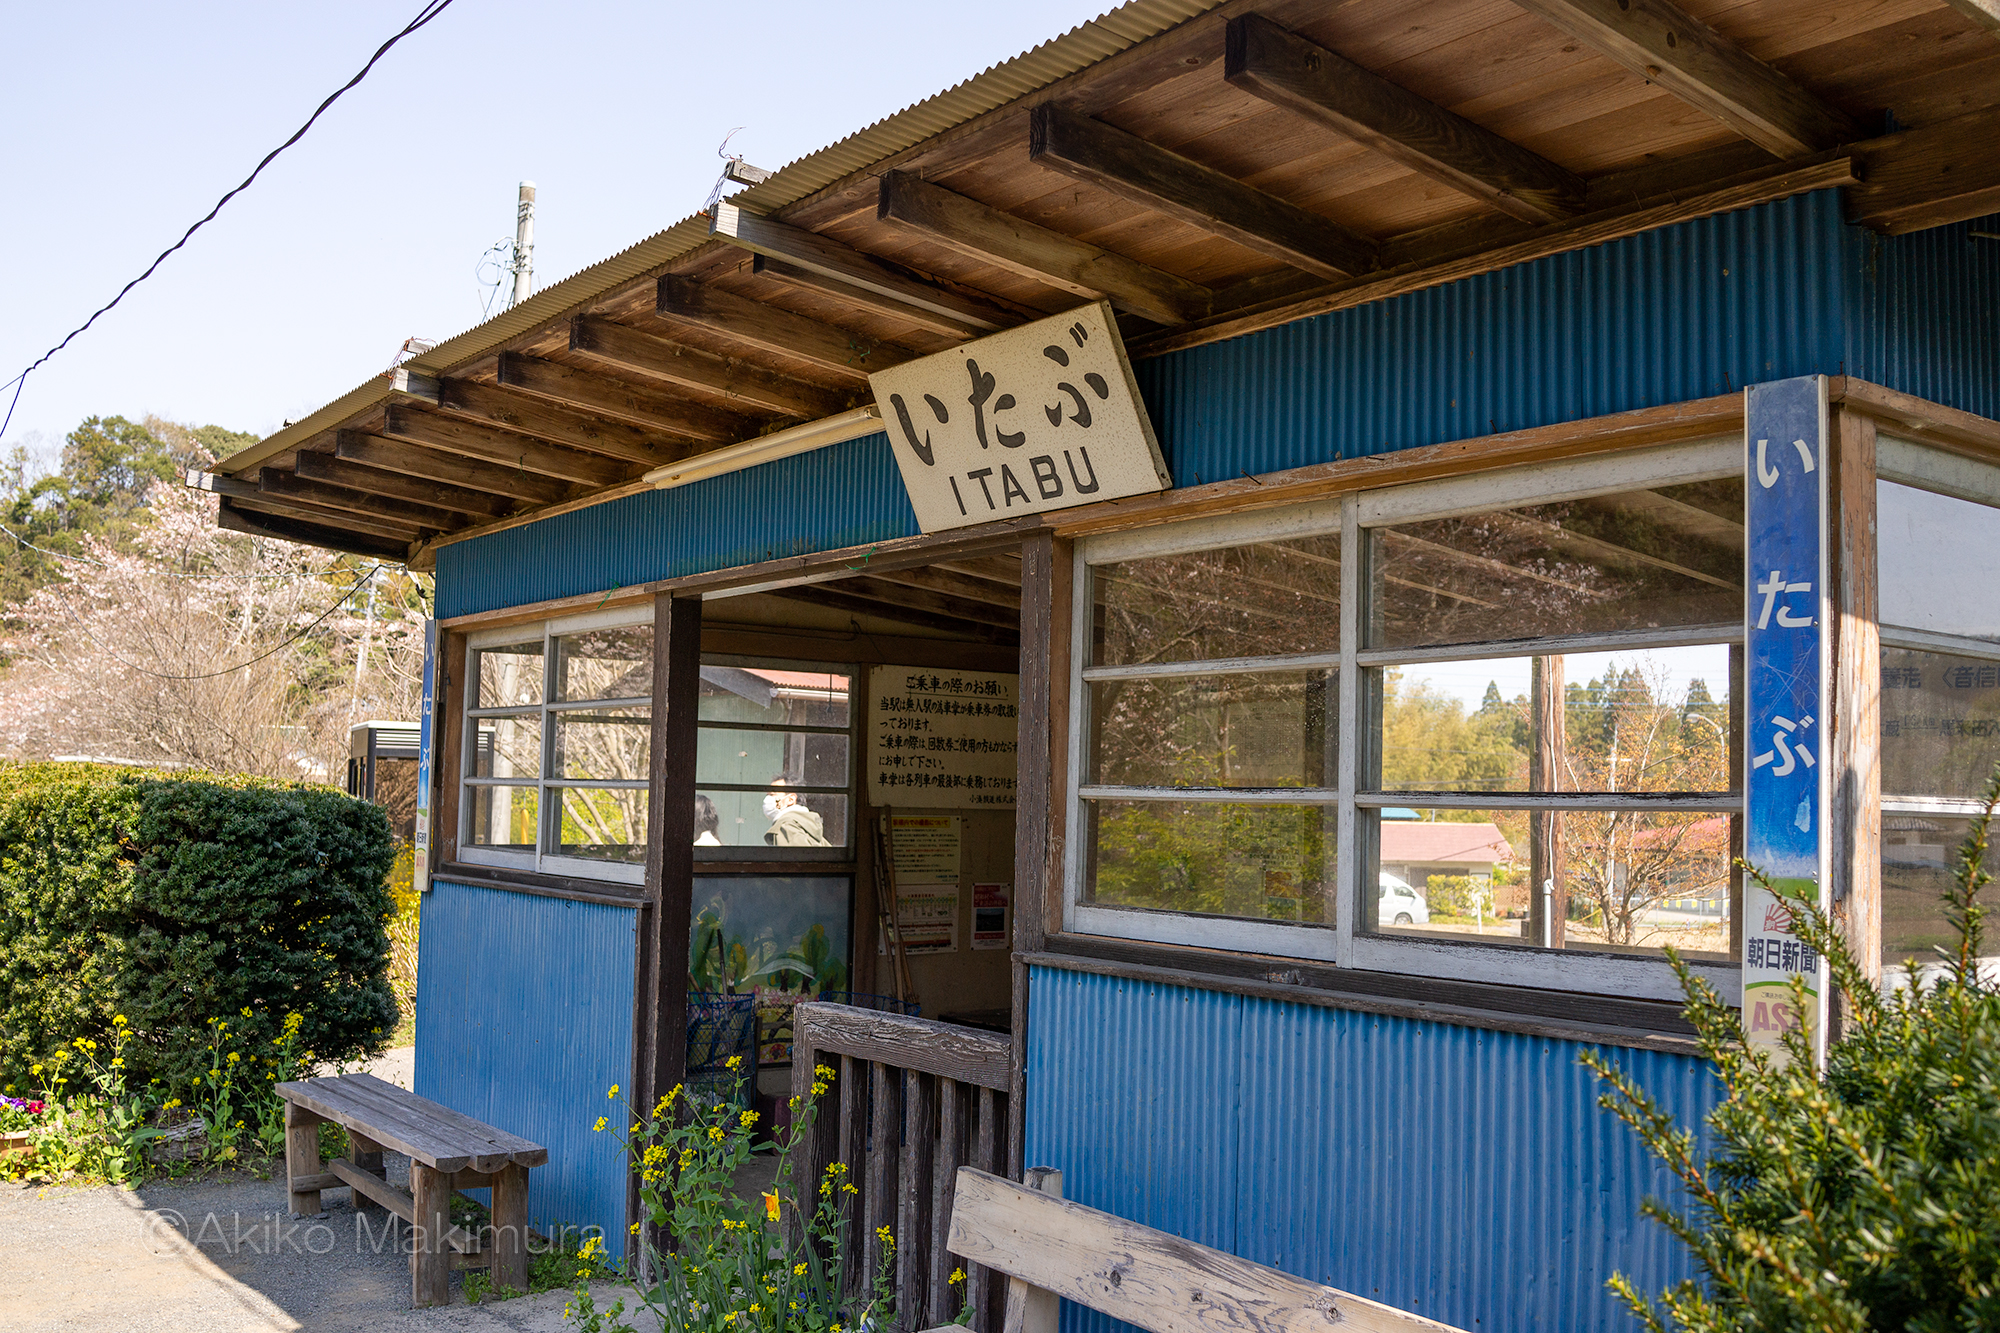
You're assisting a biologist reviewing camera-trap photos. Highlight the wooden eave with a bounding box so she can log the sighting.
[210,0,2000,569]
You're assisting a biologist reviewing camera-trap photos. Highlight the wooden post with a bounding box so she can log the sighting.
[410,1161,452,1308]
[349,1131,388,1213]
[1829,405,1882,1001]
[1529,653,1567,947]
[435,630,467,870]
[285,1102,324,1216]
[490,1162,531,1294]
[897,1069,937,1326]
[633,591,702,1263]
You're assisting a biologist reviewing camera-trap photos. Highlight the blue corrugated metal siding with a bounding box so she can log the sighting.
[1027,966,1720,1333]
[416,880,639,1257]
[436,433,917,619]
[1845,212,2000,424]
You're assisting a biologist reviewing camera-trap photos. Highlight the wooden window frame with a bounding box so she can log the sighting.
[459,604,656,886]
[1064,436,1753,1002]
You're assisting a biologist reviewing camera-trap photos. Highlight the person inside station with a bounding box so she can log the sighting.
[762,777,828,847]
[693,794,722,847]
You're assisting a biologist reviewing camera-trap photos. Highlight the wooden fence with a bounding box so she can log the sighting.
[789,1002,1016,1332]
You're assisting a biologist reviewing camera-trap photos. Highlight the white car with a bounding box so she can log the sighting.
[1378,873,1430,926]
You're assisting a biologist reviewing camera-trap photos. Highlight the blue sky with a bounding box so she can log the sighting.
[1,0,1117,468]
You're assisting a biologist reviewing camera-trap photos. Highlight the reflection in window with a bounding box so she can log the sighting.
[555,627,653,701]
[1882,815,2000,967]
[1881,646,2000,801]
[1083,800,1334,924]
[696,665,853,851]
[555,786,649,863]
[1094,534,1340,666]
[1368,807,1735,962]
[1089,670,1334,789]
[1367,479,1743,649]
[1879,481,2000,640]
[476,643,543,707]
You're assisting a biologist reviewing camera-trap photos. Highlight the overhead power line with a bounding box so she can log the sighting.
[0,0,461,440]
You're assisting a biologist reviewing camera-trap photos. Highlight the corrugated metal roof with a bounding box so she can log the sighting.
[215,0,1225,479]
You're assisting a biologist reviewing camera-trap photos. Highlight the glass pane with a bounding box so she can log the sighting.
[1093,533,1341,667]
[697,729,850,791]
[469,784,537,851]
[1881,646,2000,799]
[472,716,541,779]
[1090,670,1334,788]
[699,667,850,728]
[1882,814,2000,966]
[554,709,650,781]
[1375,645,1734,793]
[555,626,654,701]
[553,787,649,864]
[1368,478,1743,649]
[1083,799,1335,925]
[698,789,849,849]
[475,642,543,708]
[1368,807,1735,961]
[1879,481,2000,641]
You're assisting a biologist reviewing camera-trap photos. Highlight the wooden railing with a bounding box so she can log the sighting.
[789,1002,1015,1333]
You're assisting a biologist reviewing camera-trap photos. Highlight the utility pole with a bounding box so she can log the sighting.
[509,181,536,309]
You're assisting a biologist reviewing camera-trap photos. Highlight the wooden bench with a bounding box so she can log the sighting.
[276,1072,548,1307]
[932,1167,1469,1333]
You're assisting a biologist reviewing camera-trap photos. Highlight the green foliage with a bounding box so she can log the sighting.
[0,762,398,1092]
[1585,770,2000,1331]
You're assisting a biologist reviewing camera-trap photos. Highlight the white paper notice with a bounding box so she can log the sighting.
[883,815,961,954]
[867,666,1019,809]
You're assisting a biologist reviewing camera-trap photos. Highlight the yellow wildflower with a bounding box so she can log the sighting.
[606,1084,620,1100]
[594,1117,609,1133]
[793,1262,808,1276]
[725,1055,743,1071]
[708,1125,725,1143]
[763,1191,780,1221]
[240,1007,253,1019]
[113,1014,128,1027]
[739,1109,759,1128]
[950,1268,967,1286]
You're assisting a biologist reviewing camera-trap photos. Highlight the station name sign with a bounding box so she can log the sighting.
[868,300,1172,532]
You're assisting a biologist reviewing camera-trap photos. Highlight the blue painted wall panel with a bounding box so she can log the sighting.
[415,880,639,1257]
[438,190,1996,620]
[1026,966,1720,1333]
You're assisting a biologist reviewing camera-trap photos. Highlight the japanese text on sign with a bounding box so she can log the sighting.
[868,666,1020,809]
[868,301,1171,532]
[1741,376,1831,1063]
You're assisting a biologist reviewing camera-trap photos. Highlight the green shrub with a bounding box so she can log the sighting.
[0,762,397,1092]
[1587,772,2000,1331]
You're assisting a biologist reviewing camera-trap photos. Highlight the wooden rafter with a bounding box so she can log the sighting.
[205,472,426,542]
[1027,103,1378,281]
[569,315,850,420]
[860,564,1025,612]
[292,452,517,518]
[421,377,692,465]
[495,353,758,443]
[875,170,1212,326]
[765,583,1018,644]
[1223,15,1586,226]
[379,406,632,487]
[258,468,468,532]
[1507,0,1858,157]
[752,256,988,342]
[655,277,912,382]
[709,201,1020,335]
[1939,0,2000,39]
[217,499,411,561]
[841,575,1022,629]
[334,431,578,506]
[1845,105,2000,236]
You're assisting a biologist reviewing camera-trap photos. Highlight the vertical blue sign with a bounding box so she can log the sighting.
[1742,376,1830,1059]
[414,618,437,893]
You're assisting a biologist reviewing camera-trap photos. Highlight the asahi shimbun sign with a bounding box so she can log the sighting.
[868,300,1171,532]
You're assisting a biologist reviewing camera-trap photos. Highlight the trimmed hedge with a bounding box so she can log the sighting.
[0,763,397,1091]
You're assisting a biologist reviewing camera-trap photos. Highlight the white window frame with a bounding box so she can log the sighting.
[1065,437,1747,1001]
[460,605,654,886]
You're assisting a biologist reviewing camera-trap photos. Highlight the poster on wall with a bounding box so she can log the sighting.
[882,815,961,954]
[689,876,851,1066]
[1741,375,1831,1064]
[867,666,1020,809]
[971,883,1011,949]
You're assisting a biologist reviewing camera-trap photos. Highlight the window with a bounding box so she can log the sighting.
[696,660,855,858]
[1875,438,2000,972]
[1068,441,1747,997]
[462,609,652,883]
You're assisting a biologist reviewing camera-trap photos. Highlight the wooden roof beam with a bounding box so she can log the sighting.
[496,354,760,443]
[217,499,412,561]
[258,468,469,533]
[1506,0,1859,157]
[1224,15,1586,226]
[1027,103,1378,281]
[1939,0,2000,39]
[766,583,1019,643]
[1845,105,2000,235]
[398,374,697,467]
[709,200,1021,335]
[292,452,517,518]
[200,468,428,540]
[379,406,633,487]
[861,564,1025,612]
[752,255,986,342]
[334,431,578,506]
[655,277,913,383]
[569,316,851,420]
[875,170,1213,326]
